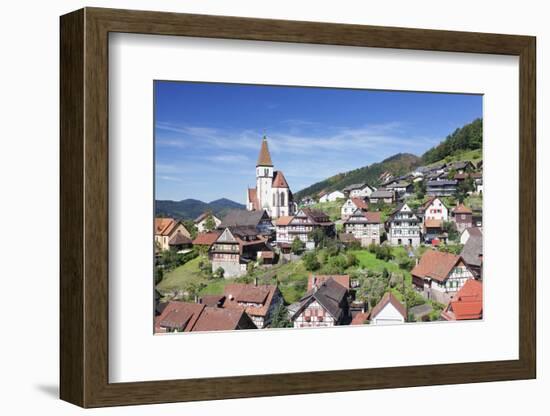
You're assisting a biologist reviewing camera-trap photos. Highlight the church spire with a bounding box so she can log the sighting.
[256,136,274,167]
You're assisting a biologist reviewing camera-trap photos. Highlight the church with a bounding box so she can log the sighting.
[246,137,296,219]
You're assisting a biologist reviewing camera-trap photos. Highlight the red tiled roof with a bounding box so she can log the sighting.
[256,137,273,166]
[453,204,472,214]
[275,216,294,226]
[411,249,463,282]
[364,211,381,223]
[192,307,255,332]
[369,292,407,320]
[308,274,350,291]
[351,197,369,210]
[442,279,483,320]
[223,284,278,318]
[247,188,260,211]
[155,301,205,333]
[155,217,177,236]
[351,312,369,325]
[272,171,289,188]
[193,231,221,246]
[424,219,443,229]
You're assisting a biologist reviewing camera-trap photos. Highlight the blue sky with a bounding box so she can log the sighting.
[155,81,482,202]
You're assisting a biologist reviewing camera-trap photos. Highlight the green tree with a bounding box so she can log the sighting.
[414,180,426,200]
[213,266,225,280]
[302,252,321,271]
[308,228,328,249]
[291,237,305,255]
[442,220,459,242]
[270,303,293,328]
[204,213,216,232]
[183,220,198,239]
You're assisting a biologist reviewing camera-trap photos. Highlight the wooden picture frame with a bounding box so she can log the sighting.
[60,7,536,408]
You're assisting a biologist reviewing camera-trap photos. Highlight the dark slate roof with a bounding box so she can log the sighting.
[169,232,193,246]
[370,189,394,198]
[219,209,271,229]
[426,180,458,186]
[461,235,483,267]
[294,278,348,321]
[447,160,473,170]
[342,183,366,191]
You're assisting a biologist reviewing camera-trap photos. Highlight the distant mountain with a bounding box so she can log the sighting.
[294,153,421,201]
[155,198,245,220]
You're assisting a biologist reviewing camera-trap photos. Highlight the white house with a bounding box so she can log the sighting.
[340,197,369,220]
[387,203,421,247]
[343,209,382,246]
[194,212,221,233]
[412,249,477,304]
[319,190,345,203]
[421,197,449,222]
[343,183,376,198]
[369,292,407,325]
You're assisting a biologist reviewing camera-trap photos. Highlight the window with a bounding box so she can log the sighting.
[280,192,285,206]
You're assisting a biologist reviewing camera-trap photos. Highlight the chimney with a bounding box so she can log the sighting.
[254,276,258,287]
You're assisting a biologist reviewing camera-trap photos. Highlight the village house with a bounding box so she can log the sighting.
[340,197,369,220]
[451,203,473,233]
[342,182,376,198]
[291,278,351,328]
[154,301,257,333]
[154,217,192,251]
[319,190,345,203]
[194,212,221,233]
[368,292,407,325]
[300,196,316,207]
[441,279,483,321]
[167,232,193,252]
[275,208,335,250]
[423,219,447,245]
[411,249,476,303]
[343,209,382,246]
[222,283,283,328]
[460,227,482,244]
[471,172,483,194]
[209,227,271,277]
[420,197,449,222]
[192,230,221,251]
[246,136,296,219]
[460,232,483,278]
[387,203,421,247]
[219,209,274,238]
[308,274,350,291]
[385,180,413,199]
[426,179,458,196]
[368,189,395,204]
[447,160,475,174]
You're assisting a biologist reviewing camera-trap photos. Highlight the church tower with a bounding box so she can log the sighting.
[256,136,274,211]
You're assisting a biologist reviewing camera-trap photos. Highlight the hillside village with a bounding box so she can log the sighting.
[154,119,483,333]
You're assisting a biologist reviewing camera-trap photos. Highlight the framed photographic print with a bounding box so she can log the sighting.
[60,7,536,408]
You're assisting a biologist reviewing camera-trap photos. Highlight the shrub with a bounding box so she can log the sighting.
[291,237,305,255]
[302,252,321,271]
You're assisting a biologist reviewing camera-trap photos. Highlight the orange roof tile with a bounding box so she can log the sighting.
[351,312,369,325]
[275,216,294,226]
[424,219,443,228]
[256,137,273,166]
[442,279,483,320]
[155,217,177,236]
[411,249,463,282]
[351,197,369,210]
[272,170,289,188]
[192,231,221,246]
[453,204,472,214]
[308,274,350,291]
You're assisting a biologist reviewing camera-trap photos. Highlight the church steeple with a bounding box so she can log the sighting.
[256,136,274,167]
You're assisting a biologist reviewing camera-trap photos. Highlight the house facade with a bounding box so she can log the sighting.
[246,136,295,219]
[275,208,335,250]
[222,283,283,328]
[291,278,350,328]
[426,180,458,196]
[368,189,395,204]
[342,183,376,198]
[387,203,421,247]
[411,249,476,304]
[209,227,270,277]
[369,292,407,325]
[319,190,345,203]
[452,204,473,233]
[194,212,221,233]
[154,217,191,251]
[343,209,382,246]
[340,197,369,220]
[421,197,449,222]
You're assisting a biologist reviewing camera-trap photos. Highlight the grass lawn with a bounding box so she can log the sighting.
[156,256,205,292]
[308,200,345,221]
[350,249,412,284]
